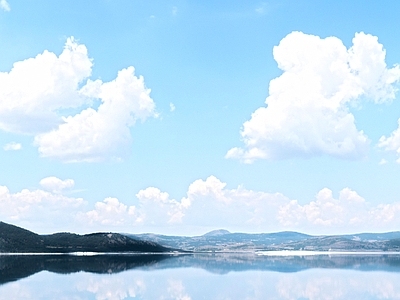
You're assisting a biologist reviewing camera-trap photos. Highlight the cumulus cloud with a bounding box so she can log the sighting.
[39,176,74,193]
[136,187,190,224]
[227,32,400,163]
[0,38,156,162]
[82,175,400,234]
[0,0,10,11]
[278,188,368,229]
[6,175,400,234]
[34,67,156,162]
[378,119,400,163]
[0,178,85,232]
[0,37,92,134]
[3,142,21,151]
[278,187,400,233]
[78,187,189,230]
[79,176,289,232]
[79,197,137,227]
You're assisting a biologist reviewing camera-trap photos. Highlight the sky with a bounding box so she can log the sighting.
[1,0,400,236]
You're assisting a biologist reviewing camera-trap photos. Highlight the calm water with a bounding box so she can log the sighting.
[1,253,400,299]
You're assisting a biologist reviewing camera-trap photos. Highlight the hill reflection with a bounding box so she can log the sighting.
[0,254,171,285]
[2,253,400,286]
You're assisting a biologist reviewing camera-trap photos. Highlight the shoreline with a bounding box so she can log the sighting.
[1,250,400,256]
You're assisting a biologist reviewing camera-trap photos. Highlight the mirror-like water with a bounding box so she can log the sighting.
[1,254,400,299]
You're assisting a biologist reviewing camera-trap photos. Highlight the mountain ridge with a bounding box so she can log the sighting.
[0,221,171,253]
[127,229,400,252]
[3,221,400,253]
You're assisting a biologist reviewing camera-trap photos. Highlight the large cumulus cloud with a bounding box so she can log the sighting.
[0,37,156,162]
[227,32,400,163]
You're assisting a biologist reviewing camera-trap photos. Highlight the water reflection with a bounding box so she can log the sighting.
[0,254,171,285]
[2,254,400,299]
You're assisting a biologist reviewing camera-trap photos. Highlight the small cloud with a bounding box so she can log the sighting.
[378,119,400,162]
[169,103,176,112]
[39,176,74,194]
[0,0,10,12]
[3,142,21,151]
[255,7,264,14]
[379,158,388,165]
[172,6,178,16]
[150,15,156,19]
[255,3,268,14]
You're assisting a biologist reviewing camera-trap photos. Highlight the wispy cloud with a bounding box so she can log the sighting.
[379,119,400,163]
[3,142,21,151]
[255,2,268,15]
[379,158,388,165]
[0,0,10,12]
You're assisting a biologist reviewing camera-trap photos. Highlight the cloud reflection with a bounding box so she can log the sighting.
[2,256,400,299]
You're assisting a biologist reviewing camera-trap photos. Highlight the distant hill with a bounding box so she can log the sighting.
[127,230,312,252]
[3,221,400,253]
[203,229,231,236]
[127,230,400,252]
[0,222,170,253]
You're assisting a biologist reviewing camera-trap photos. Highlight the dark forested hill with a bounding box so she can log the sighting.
[0,222,170,253]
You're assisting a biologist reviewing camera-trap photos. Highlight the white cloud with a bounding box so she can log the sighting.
[76,276,146,300]
[169,102,176,112]
[278,188,368,230]
[0,38,156,162]
[227,32,400,163]
[378,119,400,163]
[6,175,400,234]
[0,37,92,134]
[85,176,400,234]
[79,176,288,232]
[276,272,400,300]
[136,187,189,224]
[255,3,268,15]
[0,0,10,11]
[39,176,74,193]
[79,197,137,227]
[0,180,85,232]
[3,142,21,151]
[379,158,388,165]
[278,187,400,233]
[167,280,191,300]
[172,6,178,16]
[34,67,156,162]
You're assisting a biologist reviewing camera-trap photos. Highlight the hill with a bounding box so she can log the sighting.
[127,230,400,252]
[0,222,170,253]
[127,230,312,252]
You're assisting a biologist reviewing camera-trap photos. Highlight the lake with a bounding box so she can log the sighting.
[1,253,400,299]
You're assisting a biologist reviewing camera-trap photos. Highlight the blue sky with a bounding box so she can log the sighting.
[1,0,400,235]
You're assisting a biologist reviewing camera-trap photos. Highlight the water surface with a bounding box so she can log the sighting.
[1,253,400,299]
